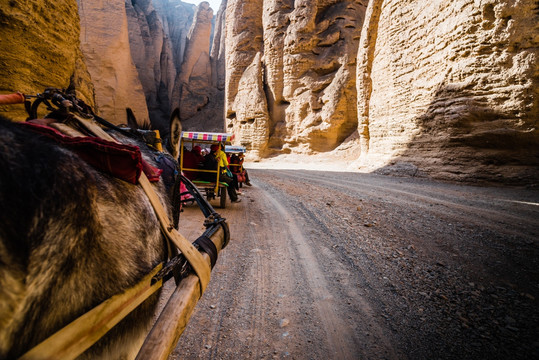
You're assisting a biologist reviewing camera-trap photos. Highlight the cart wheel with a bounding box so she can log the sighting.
[219,187,227,208]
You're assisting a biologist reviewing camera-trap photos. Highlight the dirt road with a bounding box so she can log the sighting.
[170,169,538,359]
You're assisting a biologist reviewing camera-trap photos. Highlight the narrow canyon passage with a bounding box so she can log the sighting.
[168,169,538,359]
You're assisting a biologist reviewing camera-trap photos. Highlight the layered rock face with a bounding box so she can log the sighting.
[179,0,228,132]
[357,0,539,182]
[0,1,94,121]
[172,2,213,119]
[127,0,195,131]
[127,0,226,133]
[225,0,537,182]
[78,0,148,126]
[225,0,368,157]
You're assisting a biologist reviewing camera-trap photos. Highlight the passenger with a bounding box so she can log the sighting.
[182,146,203,181]
[215,143,242,194]
[192,145,204,164]
[230,152,252,186]
[202,144,241,203]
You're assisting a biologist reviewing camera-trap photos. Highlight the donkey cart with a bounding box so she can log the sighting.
[179,131,235,209]
[0,89,230,359]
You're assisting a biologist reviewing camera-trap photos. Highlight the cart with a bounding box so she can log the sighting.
[225,145,248,188]
[180,131,234,208]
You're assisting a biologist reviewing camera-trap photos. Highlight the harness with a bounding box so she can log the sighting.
[4,88,230,359]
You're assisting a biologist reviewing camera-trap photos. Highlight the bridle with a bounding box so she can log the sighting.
[6,88,230,359]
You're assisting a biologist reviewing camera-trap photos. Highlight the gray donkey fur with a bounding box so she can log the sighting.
[0,111,182,359]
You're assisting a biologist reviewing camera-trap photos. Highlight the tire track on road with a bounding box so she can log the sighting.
[258,181,398,360]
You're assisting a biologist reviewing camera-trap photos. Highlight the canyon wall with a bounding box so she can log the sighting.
[78,0,149,126]
[357,0,539,182]
[225,0,538,182]
[1,0,536,183]
[126,0,195,131]
[127,0,226,133]
[225,0,368,157]
[0,1,94,121]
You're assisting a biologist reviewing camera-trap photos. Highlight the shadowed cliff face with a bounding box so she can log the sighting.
[127,0,226,134]
[78,0,149,126]
[356,0,539,183]
[126,0,195,132]
[1,0,536,183]
[0,1,94,121]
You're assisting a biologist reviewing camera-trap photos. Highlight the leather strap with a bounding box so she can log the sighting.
[194,235,218,269]
[139,173,211,293]
[69,115,210,292]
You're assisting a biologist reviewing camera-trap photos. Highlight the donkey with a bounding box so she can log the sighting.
[0,110,182,359]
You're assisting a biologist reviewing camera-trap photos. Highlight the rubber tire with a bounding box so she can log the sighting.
[219,186,227,208]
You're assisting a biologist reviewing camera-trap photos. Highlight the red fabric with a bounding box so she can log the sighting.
[229,155,243,174]
[21,121,162,184]
[236,173,246,183]
[182,150,202,180]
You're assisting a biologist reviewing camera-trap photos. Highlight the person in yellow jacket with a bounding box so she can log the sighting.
[214,143,243,195]
[214,143,229,170]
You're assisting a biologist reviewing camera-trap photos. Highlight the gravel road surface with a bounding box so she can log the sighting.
[169,169,538,359]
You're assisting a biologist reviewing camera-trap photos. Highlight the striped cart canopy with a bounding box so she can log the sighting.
[224,145,246,153]
[181,131,234,143]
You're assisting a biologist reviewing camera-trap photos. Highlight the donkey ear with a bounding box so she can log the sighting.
[169,108,182,159]
[126,108,138,129]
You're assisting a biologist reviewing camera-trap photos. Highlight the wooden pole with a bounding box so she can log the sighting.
[136,225,226,360]
[18,265,163,360]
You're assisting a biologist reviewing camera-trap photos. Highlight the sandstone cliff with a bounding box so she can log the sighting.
[0,1,94,121]
[225,0,368,157]
[225,0,538,182]
[174,1,227,132]
[356,0,539,183]
[127,0,195,131]
[78,0,149,126]
[126,0,225,133]
[172,2,213,119]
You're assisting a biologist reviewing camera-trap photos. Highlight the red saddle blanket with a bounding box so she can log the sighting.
[22,121,162,184]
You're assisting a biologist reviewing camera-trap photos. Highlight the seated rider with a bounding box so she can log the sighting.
[182,145,203,181]
[202,144,241,203]
[230,152,252,186]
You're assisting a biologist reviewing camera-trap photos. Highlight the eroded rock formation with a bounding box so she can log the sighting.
[127,0,225,133]
[225,0,537,182]
[356,0,539,182]
[172,2,213,119]
[169,1,227,132]
[230,52,270,158]
[211,0,228,91]
[226,0,367,156]
[1,0,536,183]
[78,0,149,126]
[127,0,196,131]
[225,0,265,141]
[0,1,94,121]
